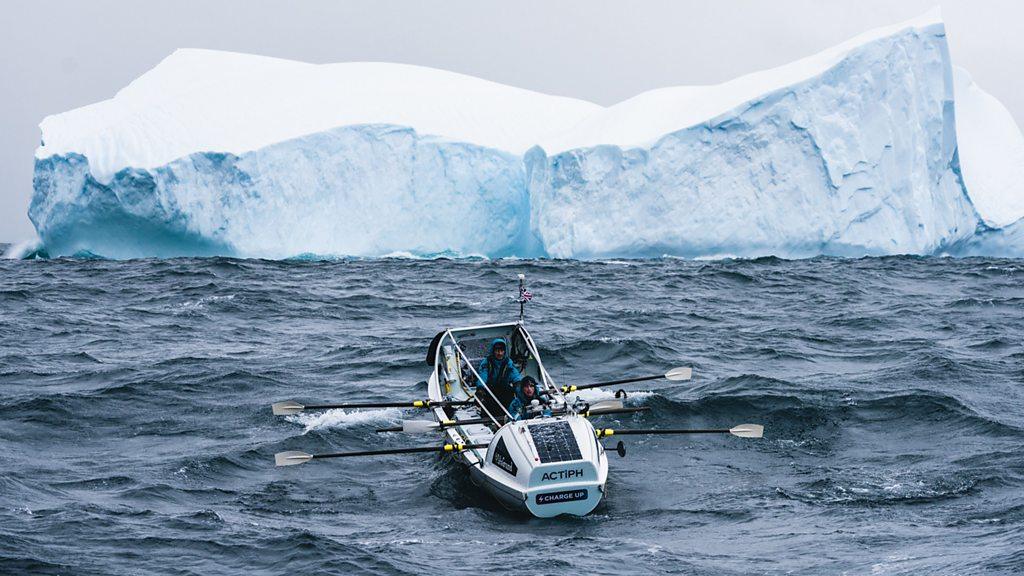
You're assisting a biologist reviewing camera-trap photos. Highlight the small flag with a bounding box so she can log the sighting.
[520,289,533,301]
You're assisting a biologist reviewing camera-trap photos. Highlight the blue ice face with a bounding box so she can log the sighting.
[30,126,534,259]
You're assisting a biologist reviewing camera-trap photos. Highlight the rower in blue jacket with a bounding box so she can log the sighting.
[476,338,523,395]
[509,376,551,421]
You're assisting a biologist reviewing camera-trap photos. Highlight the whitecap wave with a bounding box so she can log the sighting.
[285,408,401,433]
[567,388,656,404]
[3,237,43,259]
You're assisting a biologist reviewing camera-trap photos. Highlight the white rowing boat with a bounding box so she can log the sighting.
[272,275,763,518]
[424,319,609,517]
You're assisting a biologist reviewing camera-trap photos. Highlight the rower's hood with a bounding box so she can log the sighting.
[489,338,507,356]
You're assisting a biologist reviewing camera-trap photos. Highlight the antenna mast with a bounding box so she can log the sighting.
[517,273,531,323]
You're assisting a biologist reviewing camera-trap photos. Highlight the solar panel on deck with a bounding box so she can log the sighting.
[529,421,583,463]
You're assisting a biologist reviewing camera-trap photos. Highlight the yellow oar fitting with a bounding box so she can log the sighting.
[595,429,615,438]
[443,443,467,452]
[412,400,428,407]
[560,385,579,393]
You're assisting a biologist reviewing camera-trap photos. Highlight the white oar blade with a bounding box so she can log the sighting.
[665,366,693,381]
[401,420,441,433]
[589,399,625,412]
[729,424,764,438]
[275,451,313,466]
[272,401,304,416]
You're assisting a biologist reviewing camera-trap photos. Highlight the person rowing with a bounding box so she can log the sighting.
[508,375,551,421]
[475,338,522,417]
[476,338,522,391]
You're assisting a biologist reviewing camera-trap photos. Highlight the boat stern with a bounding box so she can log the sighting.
[479,415,608,518]
[524,458,604,517]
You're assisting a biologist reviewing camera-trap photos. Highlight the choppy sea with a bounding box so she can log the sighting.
[1,256,1022,575]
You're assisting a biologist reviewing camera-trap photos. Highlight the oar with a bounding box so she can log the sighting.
[378,405,650,434]
[561,366,692,393]
[375,416,493,433]
[274,442,489,466]
[582,406,650,418]
[587,399,624,411]
[372,396,631,433]
[594,424,764,439]
[271,398,475,416]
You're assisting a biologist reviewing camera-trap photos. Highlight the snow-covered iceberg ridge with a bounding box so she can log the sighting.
[29,10,1024,259]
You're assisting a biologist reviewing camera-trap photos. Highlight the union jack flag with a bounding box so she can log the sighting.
[519,289,533,302]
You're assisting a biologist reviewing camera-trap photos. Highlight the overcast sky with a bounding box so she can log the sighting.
[2,0,1022,240]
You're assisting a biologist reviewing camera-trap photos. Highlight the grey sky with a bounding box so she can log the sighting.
[2,0,1022,240]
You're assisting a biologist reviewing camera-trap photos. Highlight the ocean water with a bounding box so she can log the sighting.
[1,256,1022,575]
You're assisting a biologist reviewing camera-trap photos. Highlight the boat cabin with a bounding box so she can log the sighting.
[426,321,564,424]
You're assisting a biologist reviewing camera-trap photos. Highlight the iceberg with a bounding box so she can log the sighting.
[28,9,1024,259]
